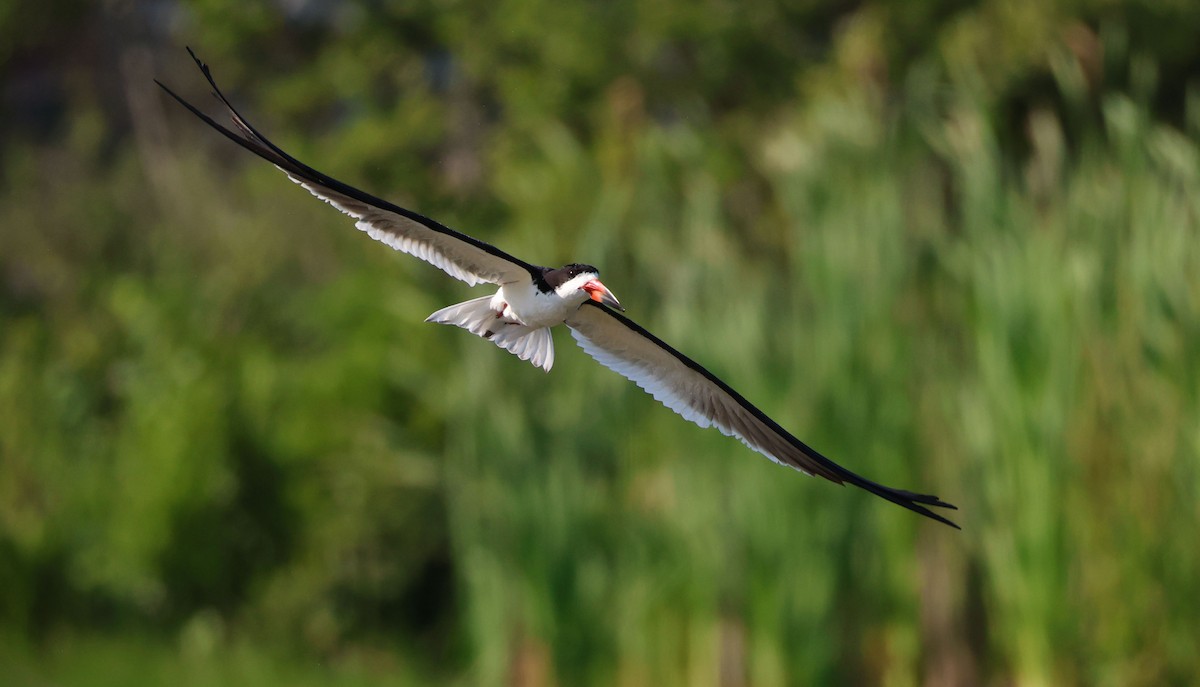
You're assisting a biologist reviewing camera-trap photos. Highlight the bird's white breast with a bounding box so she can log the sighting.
[495,281,589,328]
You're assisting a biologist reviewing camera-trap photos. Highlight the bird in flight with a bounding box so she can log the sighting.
[158,49,958,528]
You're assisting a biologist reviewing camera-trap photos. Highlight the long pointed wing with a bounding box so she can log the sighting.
[566,302,959,528]
[157,48,540,287]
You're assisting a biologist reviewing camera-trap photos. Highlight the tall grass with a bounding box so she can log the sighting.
[3,64,1199,687]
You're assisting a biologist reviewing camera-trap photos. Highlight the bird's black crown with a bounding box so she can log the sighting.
[560,263,599,276]
[542,263,600,289]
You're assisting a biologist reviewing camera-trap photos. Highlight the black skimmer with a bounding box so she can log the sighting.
[157,49,959,529]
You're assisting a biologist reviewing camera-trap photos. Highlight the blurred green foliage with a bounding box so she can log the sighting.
[2,0,1200,685]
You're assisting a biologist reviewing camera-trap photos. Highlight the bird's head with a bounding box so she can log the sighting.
[550,263,624,311]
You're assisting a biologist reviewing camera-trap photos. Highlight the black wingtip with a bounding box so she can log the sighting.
[866,484,960,529]
[186,45,203,71]
[831,474,959,528]
[913,503,961,530]
[792,438,959,528]
[185,47,212,91]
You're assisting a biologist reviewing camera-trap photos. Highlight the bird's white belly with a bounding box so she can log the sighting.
[494,283,586,328]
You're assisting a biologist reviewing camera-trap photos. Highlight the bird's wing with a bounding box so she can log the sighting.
[157,49,540,287]
[566,302,959,528]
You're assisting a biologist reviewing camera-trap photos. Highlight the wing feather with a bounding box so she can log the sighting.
[567,302,959,528]
[157,48,538,287]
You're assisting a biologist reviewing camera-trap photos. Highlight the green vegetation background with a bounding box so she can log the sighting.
[2,1,1199,685]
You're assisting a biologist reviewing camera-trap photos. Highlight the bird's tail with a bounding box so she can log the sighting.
[426,295,500,336]
[426,296,555,372]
